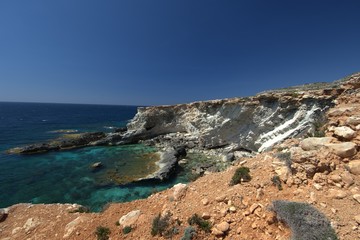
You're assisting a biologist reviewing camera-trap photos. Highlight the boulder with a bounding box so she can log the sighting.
[216,222,230,232]
[353,194,360,204]
[119,210,141,227]
[346,115,360,126]
[300,137,334,151]
[333,126,356,140]
[172,183,187,201]
[0,208,8,222]
[327,142,357,158]
[348,160,360,175]
[63,216,88,238]
[328,189,347,199]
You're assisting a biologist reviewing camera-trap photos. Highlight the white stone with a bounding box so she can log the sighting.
[333,126,356,140]
[300,137,334,151]
[63,216,88,238]
[119,210,141,227]
[172,183,187,201]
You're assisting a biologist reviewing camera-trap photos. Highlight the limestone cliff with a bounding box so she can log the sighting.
[117,76,356,153]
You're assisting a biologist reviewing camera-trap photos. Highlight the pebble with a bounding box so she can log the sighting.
[202,198,209,206]
[217,222,230,232]
[229,206,236,213]
[353,194,360,204]
[249,203,259,214]
[354,215,360,225]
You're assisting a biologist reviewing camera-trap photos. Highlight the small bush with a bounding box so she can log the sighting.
[230,167,251,186]
[115,221,120,226]
[181,226,196,240]
[151,213,170,237]
[187,214,211,233]
[122,226,132,234]
[271,175,283,190]
[271,200,338,240]
[274,152,292,171]
[95,226,111,240]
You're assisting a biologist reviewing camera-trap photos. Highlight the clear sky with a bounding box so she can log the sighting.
[0,0,359,106]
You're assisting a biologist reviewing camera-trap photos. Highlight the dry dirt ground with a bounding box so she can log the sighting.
[1,79,360,240]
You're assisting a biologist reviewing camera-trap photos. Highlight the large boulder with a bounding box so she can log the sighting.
[0,208,8,222]
[327,142,357,158]
[119,210,141,227]
[300,137,334,151]
[333,126,356,140]
[172,183,187,201]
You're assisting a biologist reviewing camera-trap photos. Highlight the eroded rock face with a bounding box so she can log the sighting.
[120,93,336,153]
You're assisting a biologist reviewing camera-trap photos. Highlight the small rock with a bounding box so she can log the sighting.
[251,222,257,229]
[215,195,227,203]
[333,126,356,140]
[119,210,141,227]
[64,216,88,238]
[256,188,264,200]
[353,194,360,204]
[220,208,228,217]
[300,137,334,151]
[327,142,357,158]
[172,183,187,201]
[229,206,236,213]
[331,208,337,214]
[329,189,347,199]
[354,215,360,225]
[341,172,354,187]
[216,222,230,232]
[202,198,209,206]
[329,175,342,183]
[348,160,360,175]
[309,192,317,203]
[249,203,259,214]
[91,162,102,169]
[313,183,322,191]
[23,218,40,233]
[202,212,211,220]
[211,227,224,237]
[346,116,360,126]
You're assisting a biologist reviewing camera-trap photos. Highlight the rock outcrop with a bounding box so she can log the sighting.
[116,91,341,153]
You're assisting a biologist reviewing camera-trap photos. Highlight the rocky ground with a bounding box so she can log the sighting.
[1,74,360,240]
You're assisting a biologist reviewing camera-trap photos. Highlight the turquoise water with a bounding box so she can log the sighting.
[0,102,186,211]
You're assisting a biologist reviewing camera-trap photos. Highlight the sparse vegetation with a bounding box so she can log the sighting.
[95,226,111,240]
[151,213,170,236]
[306,118,327,138]
[271,200,338,240]
[187,214,211,233]
[115,221,120,226]
[122,226,132,234]
[150,212,178,238]
[230,167,251,186]
[274,151,292,171]
[271,175,283,190]
[181,226,196,240]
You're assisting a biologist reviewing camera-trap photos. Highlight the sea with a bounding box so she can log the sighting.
[0,102,187,211]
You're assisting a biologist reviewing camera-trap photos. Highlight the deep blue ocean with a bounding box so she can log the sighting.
[0,102,185,211]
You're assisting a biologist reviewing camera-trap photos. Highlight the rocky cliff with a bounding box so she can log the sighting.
[117,81,349,153]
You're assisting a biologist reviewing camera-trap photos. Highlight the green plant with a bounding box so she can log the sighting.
[181,226,196,240]
[151,213,170,237]
[271,200,338,240]
[95,226,111,240]
[271,175,283,190]
[187,214,211,233]
[230,167,251,186]
[274,152,292,171]
[122,226,132,234]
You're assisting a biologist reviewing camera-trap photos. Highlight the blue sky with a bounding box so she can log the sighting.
[0,0,359,105]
